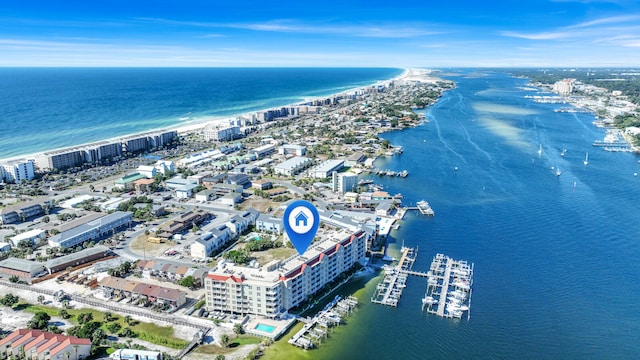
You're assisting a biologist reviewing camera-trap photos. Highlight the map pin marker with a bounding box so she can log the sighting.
[283,200,320,255]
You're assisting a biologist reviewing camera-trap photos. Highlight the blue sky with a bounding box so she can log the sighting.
[1,0,640,67]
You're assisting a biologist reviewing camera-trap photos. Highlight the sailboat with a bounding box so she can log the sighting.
[537,144,542,156]
[556,166,562,177]
[583,152,589,166]
[561,148,566,157]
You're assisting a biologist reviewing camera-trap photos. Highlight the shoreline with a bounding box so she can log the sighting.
[1,68,419,163]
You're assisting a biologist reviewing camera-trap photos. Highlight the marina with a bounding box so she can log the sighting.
[371,247,418,307]
[289,295,358,349]
[592,129,632,151]
[422,254,474,320]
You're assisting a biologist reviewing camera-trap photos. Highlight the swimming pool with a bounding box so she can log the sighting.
[254,323,276,333]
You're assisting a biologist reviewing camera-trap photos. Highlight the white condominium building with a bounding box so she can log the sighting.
[1,160,35,182]
[204,229,369,317]
[553,79,574,95]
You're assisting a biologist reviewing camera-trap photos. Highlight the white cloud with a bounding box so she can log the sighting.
[568,15,640,28]
[135,17,441,38]
[501,30,575,40]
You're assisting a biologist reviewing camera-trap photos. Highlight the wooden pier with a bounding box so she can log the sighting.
[371,249,474,320]
[289,295,358,349]
[405,200,435,216]
[371,247,417,307]
[422,253,474,320]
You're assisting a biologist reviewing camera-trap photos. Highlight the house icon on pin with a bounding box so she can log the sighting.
[294,211,308,227]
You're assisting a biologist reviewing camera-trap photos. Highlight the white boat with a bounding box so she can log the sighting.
[561,148,566,157]
[538,144,542,156]
[556,166,562,177]
[583,152,589,166]
[422,296,437,305]
[416,200,435,216]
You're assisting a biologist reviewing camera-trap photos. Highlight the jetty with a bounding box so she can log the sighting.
[422,253,474,320]
[364,168,409,178]
[289,295,358,349]
[371,247,425,307]
[406,200,435,216]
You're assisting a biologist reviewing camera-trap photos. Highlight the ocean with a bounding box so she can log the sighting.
[265,70,640,359]
[0,67,401,159]
[4,67,640,358]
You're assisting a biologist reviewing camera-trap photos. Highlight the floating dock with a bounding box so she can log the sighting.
[371,247,423,307]
[406,200,435,216]
[289,295,358,349]
[422,253,474,320]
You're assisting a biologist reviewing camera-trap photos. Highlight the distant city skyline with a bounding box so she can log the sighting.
[2,0,640,67]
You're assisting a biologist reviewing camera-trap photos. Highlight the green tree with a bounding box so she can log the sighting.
[27,312,51,330]
[0,293,19,307]
[103,311,115,322]
[59,309,71,319]
[233,323,244,335]
[119,327,136,338]
[178,275,196,288]
[220,334,229,348]
[77,312,93,325]
[37,295,45,304]
[106,322,122,334]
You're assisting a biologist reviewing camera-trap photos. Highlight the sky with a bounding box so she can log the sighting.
[1,0,640,67]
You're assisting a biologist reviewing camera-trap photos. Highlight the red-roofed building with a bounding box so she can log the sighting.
[204,229,368,318]
[0,329,91,360]
[99,276,187,309]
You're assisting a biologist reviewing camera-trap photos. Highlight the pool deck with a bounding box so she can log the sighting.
[244,316,297,340]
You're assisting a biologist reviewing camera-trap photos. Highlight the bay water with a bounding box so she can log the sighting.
[285,70,640,359]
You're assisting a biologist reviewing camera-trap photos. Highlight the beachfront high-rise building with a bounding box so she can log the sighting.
[31,130,177,172]
[203,124,241,142]
[35,149,85,171]
[204,229,368,317]
[1,160,35,182]
[83,141,122,163]
[553,79,575,95]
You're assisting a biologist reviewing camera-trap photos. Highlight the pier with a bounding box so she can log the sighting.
[422,253,474,320]
[370,249,474,320]
[405,200,435,216]
[363,168,409,178]
[371,247,429,307]
[289,295,358,349]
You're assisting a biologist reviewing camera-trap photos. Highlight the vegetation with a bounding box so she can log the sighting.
[117,196,155,221]
[194,299,206,310]
[244,238,280,252]
[0,293,20,307]
[224,249,251,265]
[107,261,134,278]
[178,275,197,288]
[27,311,51,330]
[19,303,187,349]
[511,69,640,105]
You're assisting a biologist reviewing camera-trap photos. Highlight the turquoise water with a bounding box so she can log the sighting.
[5,67,640,358]
[255,323,276,333]
[0,67,401,159]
